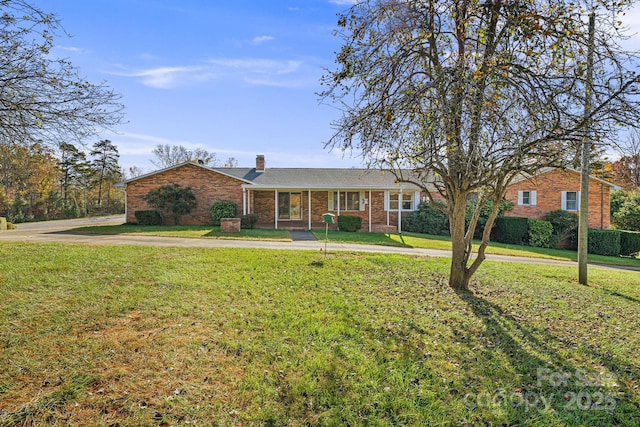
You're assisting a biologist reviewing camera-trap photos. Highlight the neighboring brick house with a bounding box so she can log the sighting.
[121,155,424,232]
[504,167,618,229]
[121,158,617,231]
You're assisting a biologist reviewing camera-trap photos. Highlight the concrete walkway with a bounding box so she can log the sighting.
[290,230,318,241]
[0,215,636,272]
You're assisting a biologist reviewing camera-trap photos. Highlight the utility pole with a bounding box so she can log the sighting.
[578,12,596,285]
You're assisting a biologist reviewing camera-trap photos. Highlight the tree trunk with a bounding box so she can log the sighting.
[97,180,103,206]
[449,197,471,290]
[578,12,595,285]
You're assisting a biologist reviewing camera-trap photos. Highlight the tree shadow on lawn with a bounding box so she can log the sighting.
[454,285,640,424]
[600,289,640,305]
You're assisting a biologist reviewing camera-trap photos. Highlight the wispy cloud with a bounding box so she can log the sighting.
[108,56,314,89]
[328,0,358,5]
[209,58,302,75]
[252,35,274,45]
[208,58,308,87]
[54,45,92,54]
[106,65,212,89]
[116,132,195,155]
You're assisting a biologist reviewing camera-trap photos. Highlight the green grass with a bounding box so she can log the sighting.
[67,224,640,269]
[312,230,640,268]
[311,229,453,249]
[68,224,292,241]
[1,242,639,425]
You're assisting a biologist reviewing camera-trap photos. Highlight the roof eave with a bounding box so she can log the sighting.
[241,184,427,190]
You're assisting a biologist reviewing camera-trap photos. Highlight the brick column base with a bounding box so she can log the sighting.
[220,218,241,233]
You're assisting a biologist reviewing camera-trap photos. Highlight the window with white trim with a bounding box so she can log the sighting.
[384,191,419,211]
[328,191,363,211]
[517,190,537,206]
[561,191,579,211]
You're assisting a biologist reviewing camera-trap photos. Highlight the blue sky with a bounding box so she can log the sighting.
[37,0,360,173]
[37,1,639,173]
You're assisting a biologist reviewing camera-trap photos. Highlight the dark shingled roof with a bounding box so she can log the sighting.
[214,167,422,189]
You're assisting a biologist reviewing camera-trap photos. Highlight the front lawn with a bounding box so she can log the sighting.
[1,242,639,425]
[312,230,640,268]
[68,224,292,241]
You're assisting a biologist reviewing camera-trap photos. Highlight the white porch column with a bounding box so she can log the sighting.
[308,190,312,230]
[387,198,390,226]
[398,187,402,233]
[274,190,278,229]
[242,188,247,215]
[368,189,372,233]
[336,191,341,231]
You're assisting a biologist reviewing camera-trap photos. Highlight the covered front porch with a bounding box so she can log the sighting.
[240,186,421,233]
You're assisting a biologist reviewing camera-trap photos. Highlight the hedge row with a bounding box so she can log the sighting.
[134,210,163,225]
[587,229,620,257]
[588,229,640,257]
[338,215,362,232]
[401,201,449,235]
[241,213,259,229]
[527,219,554,248]
[134,206,260,229]
[493,216,528,245]
[405,202,638,257]
[211,201,237,226]
[620,230,640,256]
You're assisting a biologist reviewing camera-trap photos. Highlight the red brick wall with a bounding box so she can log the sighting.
[505,169,611,229]
[253,190,276,227]
[125,163,244,225]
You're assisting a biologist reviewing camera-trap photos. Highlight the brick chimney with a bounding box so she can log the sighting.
[256,155,265,172]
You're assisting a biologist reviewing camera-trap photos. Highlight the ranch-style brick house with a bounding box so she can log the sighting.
[122,155,424,232]
[120,156,618,231]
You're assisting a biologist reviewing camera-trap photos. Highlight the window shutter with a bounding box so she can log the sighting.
[561,191,567,210]
[413,191,420,210]
[531,190,537,206]
[576,191,580,210]
[384,191,389,211]
[518,191,524,205]
[359,191,366,211]
[328,191,334,211]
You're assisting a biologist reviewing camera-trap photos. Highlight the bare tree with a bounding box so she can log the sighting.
[150,144,219,168]
[126,165,145,179]
[321,0,640,289]
[0,1,124,145]
[223,157,238,168]
[150,144,188,169]
[192,147,218,166]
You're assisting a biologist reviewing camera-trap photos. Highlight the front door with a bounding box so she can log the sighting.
[289,192,302,220]
[278,192,302,220]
